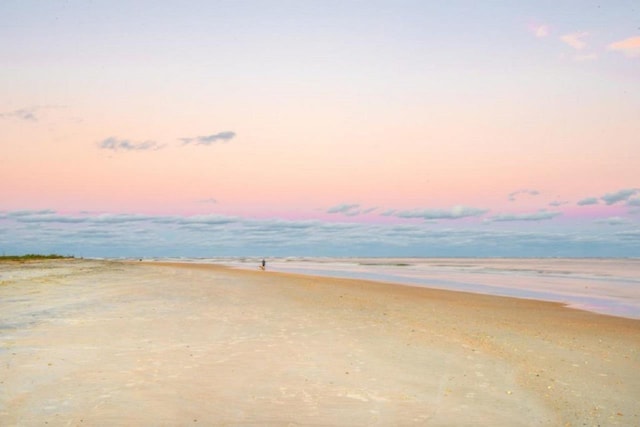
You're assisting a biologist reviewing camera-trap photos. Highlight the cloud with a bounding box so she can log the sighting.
[601,188,639,206]
[487,210,561,222]
[508,189,540,202]
[560,32,589,50]
[92,213,161,224]
[594,217,631,226]
[180,131,236,146]
[628,198,640,207]
[2,209,639,257]
[608,36,640,58]
[327,203,360,215]
[0,108,37,121]
[549,200,568,207]
[15,214,88,224]
[6,209,56,217]
[98,137,165,152]
[173,214,237,226]
[577,197,599,206]
[530,24,549,38]
[96,130,235,151]
[0,105,65,122]
[615,229,640,241]
[394,205,488,220]
[326,204,377,217]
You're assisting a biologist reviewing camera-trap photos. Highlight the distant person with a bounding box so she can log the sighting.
[261,259,266,270]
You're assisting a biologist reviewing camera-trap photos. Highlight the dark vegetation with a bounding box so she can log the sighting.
[0,254,74,262]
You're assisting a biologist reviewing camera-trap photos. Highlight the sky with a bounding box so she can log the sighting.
[1,0,639,258]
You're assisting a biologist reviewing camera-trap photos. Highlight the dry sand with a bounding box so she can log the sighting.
[1,259,638,426]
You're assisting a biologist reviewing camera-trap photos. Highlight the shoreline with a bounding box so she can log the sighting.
[150,257,640,320]
[2,259,639,425]
[151,259,640,327]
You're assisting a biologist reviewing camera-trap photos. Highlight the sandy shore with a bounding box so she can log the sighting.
[1,260,639,426]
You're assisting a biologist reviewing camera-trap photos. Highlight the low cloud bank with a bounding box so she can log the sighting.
[1,209,638,258]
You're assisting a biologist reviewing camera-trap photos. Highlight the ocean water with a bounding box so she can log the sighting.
[153,257,640,320]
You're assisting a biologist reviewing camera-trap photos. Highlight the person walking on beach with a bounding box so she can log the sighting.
[261,259,266,270]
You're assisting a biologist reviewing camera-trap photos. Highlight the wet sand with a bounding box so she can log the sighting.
[1,259,639,426]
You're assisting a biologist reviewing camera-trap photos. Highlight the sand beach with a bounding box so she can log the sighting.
[1,259,639,426]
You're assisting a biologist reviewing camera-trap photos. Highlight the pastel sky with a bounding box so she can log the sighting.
[1,1,639,257]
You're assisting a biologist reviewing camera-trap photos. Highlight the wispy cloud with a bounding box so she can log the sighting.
[608,36,640,58]
[577,197,599,206]
[560,31,589,50]
[96,130,235,152]
[393,205,488,220]
[594,217,631,226]
[628,198,640,207]
[0,107,37,121]
[0,105,65,122]
[180,131,236,146]
[601,188,639,206]
[327,203,360,215]
[549,200,568,207]
[508,189,540,202]
[326,203,377,217]
[97,137,165,152]
[5,209,56,217]
[91,213,161,224]
[3,209,58,221]
[487,210,561,222]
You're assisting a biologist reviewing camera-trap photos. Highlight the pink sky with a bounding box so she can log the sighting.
[1,1,638,257]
